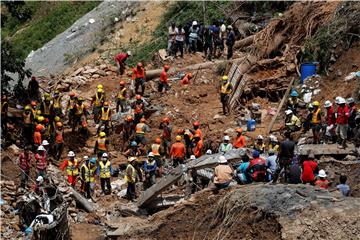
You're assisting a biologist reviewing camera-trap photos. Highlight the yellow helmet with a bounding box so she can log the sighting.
[312,101,320,107]
[44,93,50,98]
[99,132,106,137]
[24,105,31,110]
[37,116,44,122]
[36,110,42,115]
[54,116,61,122]
[222,75,228,81]
[97,84,103,89]
[97,88,103,93]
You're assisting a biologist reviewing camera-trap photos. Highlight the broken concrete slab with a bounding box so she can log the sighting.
[297,143,356,156]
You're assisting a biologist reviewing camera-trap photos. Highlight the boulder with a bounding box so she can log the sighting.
[72,67,84,76]
[97,70,107,76]
[99,64,107,70]
[8,144,20,155]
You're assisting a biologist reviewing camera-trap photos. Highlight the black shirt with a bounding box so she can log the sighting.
[279,139,295,159]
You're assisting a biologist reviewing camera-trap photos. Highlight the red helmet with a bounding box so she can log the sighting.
[162,117,170,123]
[135,95,142,100]
[119,81,126,86]
[164,65,170,70]
[126,115,133,122]
[31,101,37,106]
[155,138,161,144]
[69,92,75,97]
[193,121,200,127]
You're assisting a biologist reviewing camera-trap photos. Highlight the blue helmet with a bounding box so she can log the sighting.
[290,90,299,97]
[131,141,137,147]
[252,150,260,158]
[90,157,96,164]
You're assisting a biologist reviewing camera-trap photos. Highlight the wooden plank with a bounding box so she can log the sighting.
[296,144,355,156]
[229,76,247,108]
[228,63,237,81]
[266,77,295,134]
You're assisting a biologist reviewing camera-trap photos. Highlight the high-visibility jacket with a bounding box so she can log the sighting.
[23,112,32,124]
[221,82,232,94]
[19,153,32,171]
[170,142,186,158]
[35,153,47,170]
[132,67,145,80]
[66,160,79,176]
[34,131,42,145]
[125,164,137,183]
[254,143,266,153]
[101,108,110,121]
[219,143,233,153]
[117,88,127,100]
[75,103,85,115]
[160,70,168,84]
[68,99,76,110]
[134,103,144,114]
[97,138,107,151]
[136,123,146,134]
[53,96,62,109]
[233,135,246,148]
[94,93,104,107]
[81,164,97,182]
[286,115,301,128]
[31,108,37,118]
[43,102,52,115]
[151,143,161,156]
[315,179,329,189]
[194,140,204,158]
[99,161,111,178]
[195,129,203,139]
[268,143,279,152]
[55,129,64,144]
[336,106,349,125]
[311,108,321,124]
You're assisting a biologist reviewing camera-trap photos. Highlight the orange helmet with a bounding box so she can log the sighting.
[119,81,126,86]
[155,138,161,144]
[164,65,170,70]
[56,122,63,127]
[126,115,133,122]
[162,117,170,123]
[103,102,109,107]
[44,118,49,123]
[137,62,143,68]
[69,92,75,97]
[36,125,43,131]
[140,117,146,123]
[193,121,200,127]
[31,101,37,107]
[135,94,142,100]
[188,73,193,78]
[236,128,243,133]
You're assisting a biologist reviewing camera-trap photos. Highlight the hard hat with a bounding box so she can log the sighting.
[36,110,42,115]
[56,122,63,127]
[25,106,31,110]
[227,25,233,29]
[45,97,51,101]
[43,118,49,124]
[42,140,49,146]
[308,103,314,109]
[135,94,142,100]
[83,156,89,161]
[269,135,278,142]
[68,151,75,157]
[338,97,346,104]
[192,21,198,25]
[35,125,43,131]
[164,65,170,70]
[69,92,76,97]
[131,141,137,147]
[222,75,228,81]
[137,62,143,68]
[285,109,293,115]
[103,101,109,107]
[99,132,106,137]
[193,121,200,127]
[37,116,44,122]
[236,128,243,133]
[194,133,201,139]
[44,93,50,98]
[206,149,212,155]
[90,158,96,164]
[97,84,103,89]
[31,101,37,106]
[37,145,45,151]
[119,81,126,86]
[102,152,108,158]
[140,117,146,123]
[347,98,354,104]
[290,90,299,97]
[126,51,132,56]
[324,100,332,108]
[155,138,161,144]
[218,156,227,164]
[252,150,260,158]
[190,155,196,160]
[224,135,230,141]
[176,135,182,141]
[256,135,264,140]
[148,152,154,157]
[318,169,327,178]
[54,90,60,94]
[162,117,170,123]
[312,101,320,107]
[128,156,136,162]
[126,115,133,121]
[54,116,61,122]
[36,176,44,183]
[97,88,103,93]
[78,97,84,101]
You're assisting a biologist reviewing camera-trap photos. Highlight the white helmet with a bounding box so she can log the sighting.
[192,21,197,26]
[318,169,327,178]
[324,100,332,108]
[126,50,132,56]
[335,96,341,104]
[83,156,89,161]
[37,145,45,151]
[347,98,354,104]
[206,149,212,155]
[218,156,227,164]
[338,97,346,104]
[148,152,154,157]
[68,151,75,157]
[102,152,108,158]
[285,109,293,115]
[256,135,264,140]
[36,176,44,183]
[224,135,230,141]
[41,140,49,146]
[190,155,196,160]
[269,135,278,142]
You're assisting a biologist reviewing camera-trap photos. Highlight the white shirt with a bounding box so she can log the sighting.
[168,26,177,40]
[175,28,185,41]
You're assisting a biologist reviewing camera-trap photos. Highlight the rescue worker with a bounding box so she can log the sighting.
[123,141,142,157]
[131,95,145,124]
[192,134,204,158]
[114,51,131,75]
[272,132,295,183]
[116,81,127,113]
[218,135,233,154]
[80,158,97,199]
[151,137,163,176]
[188,21,199,54]
[311,101,322,144]
[213,156,233,192]
[143,152,157,189]
[226,25,235,59]
[336,97,349,148]
[28,76,40,101]
[158,65,170,93]
[125,157,138,201]
[219,75,232,115]
[192,121,203,139]
[60,151,79,187]
[73,97,88,132]
[314,169,329,189]
[23,105,35,145]
[268,135,279,153]
[91,88,105,124]
[40,96,53,123]
[247,150,267,182]
[159,117,172,156]
[132,62,146,96]
[18,146,32,189]
[33,125,43,149]
[98,101,112,134]
[97,153,113,195]
[324,100,336,143]
[1,94,8,135]
[180,72,192,85]
[122,115,135,149]
[300,153,318,185]
[170,135,186,167]
[233,128,246,148]
[30,101,38,119]
[265,149,277,182]
[347,98,357,139]
[183,128,194,158]
[236,153,251,184]
[54,122,64,161]
[94,132,109,158]
[52,90,62,117]
[287,90,299,114]
[66,92,77,126]
[35,145,48,178]
[135,117,151,146]
[285,109,301,132]
[303,103,314,133]
[253,135,265,154]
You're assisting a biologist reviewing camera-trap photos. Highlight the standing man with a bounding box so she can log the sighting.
[131,95,145,124]
[135,117,151,147]
[175,24,185,58]
[97,153,113,195]
[23,105,35,145]
[94,132,109,159]
[132,63,146,96]
[324,100,336,143]
[160,117,172,156]
[347,98,357,139]
[123,115,135,149]
[311,101,322,144]
[18,146,32,189]
[91,88,105,124]
[219,75,232,115]
[60,151,79,187]
[226,25,235,59]
[114,51,131,75]
[189,21,199,54]
[168,22,177,56]
[52,90,63,117]
[192,134,204,158]
[35,145,48,178]
[73,97,87,132]
[98,101,112,134]
[125,157,138,201]
[116,81,128,113]
[28,76,40,101]
[203,27,213,61]
[66,92,77,127]
[159,65,170,93]
[54,122,64,161]
[170,135,186,167]
[143,152,157,189]
[336,97,349,148]
[272,132,295,183]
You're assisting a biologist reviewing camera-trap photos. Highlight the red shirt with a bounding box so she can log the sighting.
[326,106,336,126]
[160,70,168,84]
[336,105,349,124]
[301,160,317,183]
[114,53,128,63]
[315,179,329,189]
[170,142,186,158]
[132,67,145,80]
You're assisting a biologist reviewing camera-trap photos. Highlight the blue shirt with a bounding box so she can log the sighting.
[238,162,251,183]
[266,155,277,173]
[336,184,350,196]
[144,160,157,172]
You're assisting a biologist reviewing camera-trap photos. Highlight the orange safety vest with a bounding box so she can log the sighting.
[43,102,52,115]
[68,99,76,110]
[195,129,203,139]
[94,93,104,106]
[117,88,127,100]
[101,108,110,121]
[135,123,145,134]
[194,140,204,158]
[53,96,62,108]
[97,138,107,151]
[132,67,145,80]
[55,129,63,144]
[134,103,143,114]
[151,143,161,156]
[312,108,321,124]
[75,103,85,115]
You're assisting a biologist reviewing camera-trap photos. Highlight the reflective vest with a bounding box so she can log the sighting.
[19,153,32,171]
[134,103,143,114]
[94,93,104,107]
[35,153,47,170]
[43,102,52,115]
[66,160,79,176]
[221,82,231,94]
[82,164,96,182]
[135,123,145,134]
[97,138,107,151]
[99,161,111,178]
[53,96,62,108]
[125,164,137,183]
[68,99,76,110]
[55,129,64,144]
[312,108,321,124]
[75,103,85,115]
[101,108,110,121]
[23,112,32,124]
[132,67,145,80]
[117,88,127,100]
[152,143,161,156]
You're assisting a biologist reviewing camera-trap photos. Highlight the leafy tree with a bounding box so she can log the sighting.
[2,1,32,22]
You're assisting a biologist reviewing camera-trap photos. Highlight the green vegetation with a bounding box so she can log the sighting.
[2,1,100,60]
